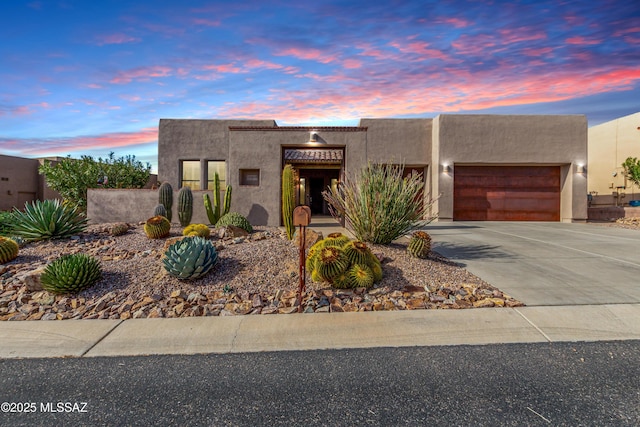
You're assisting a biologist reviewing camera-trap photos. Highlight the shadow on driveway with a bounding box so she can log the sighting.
[432,242,517,267]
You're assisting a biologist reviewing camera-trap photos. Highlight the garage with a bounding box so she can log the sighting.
[453,166,561,221]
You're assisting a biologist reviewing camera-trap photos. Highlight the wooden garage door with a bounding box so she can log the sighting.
[454,166,560,221]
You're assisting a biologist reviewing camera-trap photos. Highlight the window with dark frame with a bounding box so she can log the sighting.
[240,169,260,186]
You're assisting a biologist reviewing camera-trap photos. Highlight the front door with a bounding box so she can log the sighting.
[309,177,325,214]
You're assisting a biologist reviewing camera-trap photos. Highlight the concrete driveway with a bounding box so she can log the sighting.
[426,222,640,306]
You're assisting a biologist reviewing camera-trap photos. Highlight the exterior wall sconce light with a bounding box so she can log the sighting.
[576,164,586,174]
[443,164,452,174]
[308,130,318,143]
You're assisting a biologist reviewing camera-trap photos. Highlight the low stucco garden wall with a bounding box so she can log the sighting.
[87,189,211,224]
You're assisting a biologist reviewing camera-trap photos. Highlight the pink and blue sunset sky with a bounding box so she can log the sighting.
[1,0,639,172]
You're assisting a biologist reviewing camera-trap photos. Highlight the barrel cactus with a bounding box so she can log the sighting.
[177,186,193,227]
[153,203,168,218]
[342,240,371,266]
[0,237,19,264]
[407,231,431,259]
[316,246,349,282]
[158,182,173,221]
[323,232,350,248]
[144,215,171,239]
[163,236,219,280]
[307,235,382,288]
[182,223,210,238]
[346,263,374,289]
[216,212,253,233]
[41,254,102,294]
[109,223,129,236]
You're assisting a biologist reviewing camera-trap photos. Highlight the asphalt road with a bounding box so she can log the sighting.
[1,341,639,426]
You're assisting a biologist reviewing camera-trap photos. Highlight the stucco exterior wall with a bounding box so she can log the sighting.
[432,114,588,222]
[229,128,367,226]
[359,118,431,166]
[587,112,640,205]
[158,119,276,189]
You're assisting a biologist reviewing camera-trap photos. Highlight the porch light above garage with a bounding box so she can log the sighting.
[309,130,318,143]
[576,164,586,174]
[442,164,452,174]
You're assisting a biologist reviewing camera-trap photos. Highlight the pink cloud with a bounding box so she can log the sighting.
[274,47,337,64]
[0,128,158,156]
[192,18,220,27]
[342,59,362,69]
[110,66,173,84]
[439,17,471,28]
[566,36,601,45]
[95,33,141,46]
[389,40,450,61]
[522,47,554,57]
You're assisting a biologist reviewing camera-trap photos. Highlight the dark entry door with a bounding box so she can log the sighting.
[309,177,325,214]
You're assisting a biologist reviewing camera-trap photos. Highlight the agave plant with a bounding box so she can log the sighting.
[11,199,88,241]
[163,236,218,280]
[41,253,102,294]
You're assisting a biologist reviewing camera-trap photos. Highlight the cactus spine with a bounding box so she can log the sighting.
[178,186,193,227]
[158,182,173,222]
[282,164,295,240]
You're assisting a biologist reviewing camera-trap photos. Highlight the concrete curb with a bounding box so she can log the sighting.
[1,304,639,359]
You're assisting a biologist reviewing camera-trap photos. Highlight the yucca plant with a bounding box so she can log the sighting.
[11,199,88,241]
[163,236,218,280]
[323,162,436,244]
[41,253,102,294]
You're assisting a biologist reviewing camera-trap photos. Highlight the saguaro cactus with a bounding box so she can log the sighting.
[223,185,232,216]
[158,182,173,221]
[282,164,296,240]
[177,186,193,226]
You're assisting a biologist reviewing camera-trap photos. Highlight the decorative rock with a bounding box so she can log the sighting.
[22,268,46,291]
[278,306,298,314]
[223,225,249,239]
[294,228,323,249]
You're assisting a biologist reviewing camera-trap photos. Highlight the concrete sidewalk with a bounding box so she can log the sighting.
[1,304,639,359]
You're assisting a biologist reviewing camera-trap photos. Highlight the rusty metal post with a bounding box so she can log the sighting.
[293,206,311,312]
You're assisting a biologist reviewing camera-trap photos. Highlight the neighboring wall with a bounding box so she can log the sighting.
[587,112,640,205]
[0,155,61,211]
[432,114,588,222]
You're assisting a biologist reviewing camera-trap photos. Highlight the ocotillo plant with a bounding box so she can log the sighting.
[282,164,295,240]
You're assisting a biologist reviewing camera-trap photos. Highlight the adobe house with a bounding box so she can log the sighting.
[157,114,587,226]
[587,111,640,206]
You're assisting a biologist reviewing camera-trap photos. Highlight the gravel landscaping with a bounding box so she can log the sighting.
[0,223,525,320]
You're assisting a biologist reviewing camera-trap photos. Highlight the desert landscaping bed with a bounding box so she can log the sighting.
[0,223,524,321]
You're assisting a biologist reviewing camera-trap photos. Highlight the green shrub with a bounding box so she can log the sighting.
[41,254,102,294]
[0,211,14,236]
[163,236,218,280]
[39,152,151,211]
[11,199,88,241]
[216,212,253,233]
[323,162,435,244]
